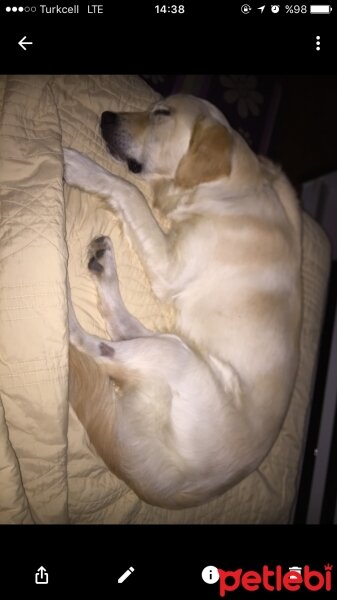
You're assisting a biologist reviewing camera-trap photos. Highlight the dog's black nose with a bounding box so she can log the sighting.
[127,158,142,174]
[101,111,118,127]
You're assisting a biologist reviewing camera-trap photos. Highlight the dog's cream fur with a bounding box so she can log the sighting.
[64,94,302,509]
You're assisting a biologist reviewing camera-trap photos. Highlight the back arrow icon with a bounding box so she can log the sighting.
[257,5,265,12]
[18,36,33,50]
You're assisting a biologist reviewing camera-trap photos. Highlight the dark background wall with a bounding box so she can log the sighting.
[269,75,337,187]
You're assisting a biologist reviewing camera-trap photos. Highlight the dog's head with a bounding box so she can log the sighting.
[100,94,235,189]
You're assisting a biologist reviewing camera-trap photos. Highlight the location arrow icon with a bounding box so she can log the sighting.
[257,5,265,12]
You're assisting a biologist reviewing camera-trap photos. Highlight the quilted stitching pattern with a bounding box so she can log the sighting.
[0,76,69,522]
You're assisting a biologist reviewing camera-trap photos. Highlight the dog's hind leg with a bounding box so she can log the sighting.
[87,235,151,341]
[67,233,152,366]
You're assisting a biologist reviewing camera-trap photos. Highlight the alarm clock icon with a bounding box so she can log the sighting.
[271,5,280,12]
[241,4,252,14]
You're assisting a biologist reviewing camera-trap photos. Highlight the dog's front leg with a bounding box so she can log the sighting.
[64,148,172,293]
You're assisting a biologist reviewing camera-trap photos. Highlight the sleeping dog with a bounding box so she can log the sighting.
[64,94,302,508]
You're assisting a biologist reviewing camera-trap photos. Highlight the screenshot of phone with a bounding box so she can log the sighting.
[1,1,336,596]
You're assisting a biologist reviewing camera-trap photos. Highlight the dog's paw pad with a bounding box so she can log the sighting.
[94,236,107,244]
[87,236,115,276]
[99,342,115,358]
[88,256,104,273]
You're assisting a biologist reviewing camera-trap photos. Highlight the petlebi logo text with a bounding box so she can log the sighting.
[201,564,333,596]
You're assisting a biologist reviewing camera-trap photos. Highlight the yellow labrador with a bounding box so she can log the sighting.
[64,94,302,508]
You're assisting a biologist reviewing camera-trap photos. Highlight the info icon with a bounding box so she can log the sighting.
[202,566,220,584]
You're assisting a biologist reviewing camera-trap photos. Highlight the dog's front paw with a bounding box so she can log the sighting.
[63,148,111,195]
[63,148,89,188]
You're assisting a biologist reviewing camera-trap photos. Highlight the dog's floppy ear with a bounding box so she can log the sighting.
[175,118,233,189]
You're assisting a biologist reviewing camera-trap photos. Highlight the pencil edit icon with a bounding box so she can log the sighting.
[118,566,135,583]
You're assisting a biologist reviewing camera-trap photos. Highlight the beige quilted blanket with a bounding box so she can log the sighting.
[0,75,330,523]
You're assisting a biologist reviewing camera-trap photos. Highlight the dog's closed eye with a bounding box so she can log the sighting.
[152,108,171,117]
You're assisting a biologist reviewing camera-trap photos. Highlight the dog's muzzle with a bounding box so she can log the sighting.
[100,111,143,174]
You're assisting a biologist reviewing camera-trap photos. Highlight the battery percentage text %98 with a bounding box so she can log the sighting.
[285,5,308,13]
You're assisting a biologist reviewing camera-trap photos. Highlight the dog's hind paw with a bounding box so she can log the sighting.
[87,236,117,279]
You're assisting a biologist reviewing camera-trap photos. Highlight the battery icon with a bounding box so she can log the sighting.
[310,5,332,13]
